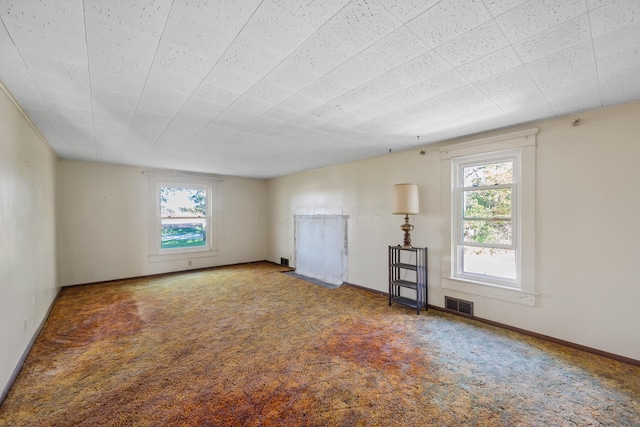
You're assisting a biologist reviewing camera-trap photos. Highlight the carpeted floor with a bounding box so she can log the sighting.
[1,262,639,426]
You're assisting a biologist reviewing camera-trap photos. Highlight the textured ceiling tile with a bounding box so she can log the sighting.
[85,0,172,38]
[144,68,200,97]
[599,68,640,106]
[138,85,190,116]
[153,43,219,78]
[329,90,377,113]
[586,0,616,10]
[271,0,350,28]
[435,21,509,67]
[323,0,401,51]
[299,78,353,104]
[307,104,348,121]
[0,0,83,38]
[0,25,24,65]
[597,46,640,77]
[589,0,640,38]
[259,105,301,122]
[278,91,327,115]
[360,26,431,70]
[242,0,315,54]
[496,92,551,113]
[543,78,601,115]
[3,21,86,65]
[232,96,276,117]
[263,60,321,93]
[504,96,555,123]
[496,0,587,44]
[325,56,385,90]
[377,0,440,23]
[243,81,297,105]
[30,71,91,99]
[475,65,532,95]
[415,86,488,115]
[534,62,597,93]
[89,50,151,80]
[392,51,454,83]
[92,103,136,125]
[204,63,261,94]
[219,35,284,80]
[486,81,541,104]
[289,28,356,75]
[512,14,591,63]
[402,97,499,133]
[406,0,492,48]
[525,41,594,80]
[379,71,469,114]
[593,22,640,59]
[456,46,522,82]
[329,112,371,127]
[482,0,529,17]
[40,89,92,110]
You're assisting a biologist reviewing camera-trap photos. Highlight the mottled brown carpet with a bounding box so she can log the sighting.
[1,262,639,426]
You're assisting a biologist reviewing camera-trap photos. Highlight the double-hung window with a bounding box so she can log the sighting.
[160,185,209,251]
[440,128,537,306]
[454,153,518,287]
[147,172,220,261]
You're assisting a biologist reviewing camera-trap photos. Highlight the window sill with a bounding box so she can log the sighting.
[441,276,536,307]
[149,249,219,263]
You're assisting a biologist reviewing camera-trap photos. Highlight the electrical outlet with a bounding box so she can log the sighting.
[188,260,192,266]
[23,319,28,332]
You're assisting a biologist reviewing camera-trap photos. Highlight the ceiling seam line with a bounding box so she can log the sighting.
[81,0,98,162]
[491,9,558,119]
[184,2,443,157]
[117,0,177,162]
[137,0,269,160]
[165,0,355,156]
[585,1,604,109]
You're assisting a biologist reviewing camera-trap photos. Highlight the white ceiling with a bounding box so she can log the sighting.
[1,0,639,178]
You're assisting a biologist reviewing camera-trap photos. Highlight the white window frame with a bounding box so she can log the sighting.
[440,128,537,306]
[146,171,221,262]
[453,151,519,287]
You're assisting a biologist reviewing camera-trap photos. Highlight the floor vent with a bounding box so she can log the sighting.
[280,257,289,267]
[445,296,474,317]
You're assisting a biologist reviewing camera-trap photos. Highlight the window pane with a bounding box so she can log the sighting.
[463,220,512,245]
[161,187,206,217]
[462,246,516,281]
[464,188,511,218]
[463,161,513,187]
[161,218,206,249]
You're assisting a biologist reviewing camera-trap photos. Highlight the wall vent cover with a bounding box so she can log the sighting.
[280,257,289,267]
[445,296,474,317]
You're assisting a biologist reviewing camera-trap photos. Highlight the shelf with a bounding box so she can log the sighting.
[391,279,417,289]
[389,246,428,315]
[390,296,421,309]
[391,262,416,271]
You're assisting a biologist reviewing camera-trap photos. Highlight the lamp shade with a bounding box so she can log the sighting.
[392,183,419,215]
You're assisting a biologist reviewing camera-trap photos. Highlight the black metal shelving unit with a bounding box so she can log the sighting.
[389,246,427,314]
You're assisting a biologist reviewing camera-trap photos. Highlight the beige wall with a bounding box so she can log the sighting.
[267,101,640,361]
[57,161,268,286]
[0,85,59,394]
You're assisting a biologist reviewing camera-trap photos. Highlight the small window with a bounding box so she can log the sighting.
[147,172,219,260]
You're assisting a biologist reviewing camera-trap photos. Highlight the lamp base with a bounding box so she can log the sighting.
[400,214,414,249]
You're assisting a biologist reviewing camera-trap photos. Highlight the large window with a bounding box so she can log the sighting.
[440,128,537,306]
[454,153,518,286]
[147,172,219,260]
